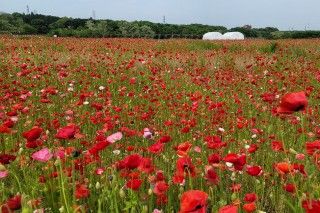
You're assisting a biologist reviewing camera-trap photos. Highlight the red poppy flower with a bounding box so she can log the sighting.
[205,168,219,185]
[243,202,256,213]
[6,195,21,210]
[155,170,165,182]
[284,183,296,193]
[218,205,238,213]
[246,165,263,176]
[292,163,307,176]
[175,142,192,157]
[205,135,226,149]
[3,119,14,128]
[88,141,110,155]
[148,142,165,154]
[244,193,257,203]
[0,125,11,133]
[138,157,155,174]
[75,184,90,199]
[22,127,43,142]
[302,199,320,213]
[126,179,142,190]
[247,144,258,154]
[176,156,196,177]
[0,154,16,165]
[271,141,284,152]
[123,154,142,170]
[261,92,276,103]
[181,126,190,133]
[1,205,10,213]
[230,183,242,192]
[158,135,171,143]
[179,190,208,213]
[26,140,43,149]
[55,125,77,139]
[274,162,293,175]
[306,141,320,155]
[208,153,221,164]
[153,181,169,195]
[172,173,185,185]
[277,91,308,114]
[164,120,173,126]
[224,153,246,171]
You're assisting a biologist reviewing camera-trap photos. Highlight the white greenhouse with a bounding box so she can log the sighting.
[202,32,245,40]
[222,32,245,40]
[202,32,223,40]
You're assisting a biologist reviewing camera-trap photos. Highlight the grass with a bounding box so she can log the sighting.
[258,42,278,53]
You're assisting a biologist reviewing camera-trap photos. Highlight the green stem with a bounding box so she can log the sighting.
[11,171,23,193]
[97,199,102,213]
[58,161,70,213]
[1,135,5,153]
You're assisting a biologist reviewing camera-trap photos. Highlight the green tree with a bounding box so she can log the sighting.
[49,17,71,29]
[85,20,95,30]
[139,25,155,38]
[119,21,140,37]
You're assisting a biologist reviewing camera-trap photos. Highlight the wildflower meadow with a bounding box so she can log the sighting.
[1,37,320,212]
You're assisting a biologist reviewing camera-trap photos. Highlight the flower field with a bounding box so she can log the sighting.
[1,36,320,212]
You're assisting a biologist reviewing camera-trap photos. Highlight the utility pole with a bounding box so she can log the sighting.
[26,5,30,14]
[92,10,96,20]
[163,16,166,24]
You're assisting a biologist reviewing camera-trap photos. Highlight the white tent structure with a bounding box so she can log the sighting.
[202,32,245,40]
[202,32,223,40]
[222,32,245,40]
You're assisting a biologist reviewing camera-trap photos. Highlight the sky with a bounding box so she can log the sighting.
[1,0,319,30]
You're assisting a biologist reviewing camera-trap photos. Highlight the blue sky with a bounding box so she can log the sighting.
[1,0,319,30]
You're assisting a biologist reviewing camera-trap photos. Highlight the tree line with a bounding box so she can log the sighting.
[0,12,319,39]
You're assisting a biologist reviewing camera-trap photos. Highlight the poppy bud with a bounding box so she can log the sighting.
[0,164,6,171]
[231,193,237,201]
[142,205,148,213]
[95,182,101,189]
[18,148,24,155]
[59,206,64,212]
[71,150,81,158]
[119,189,126,198]
[148,188,153,195]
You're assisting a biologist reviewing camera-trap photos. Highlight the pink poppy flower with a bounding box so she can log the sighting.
[0,170,8,179]
[107,132,123,143]
[143,128,153,139]
[54,149,66,159]
[32,148,53,162]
